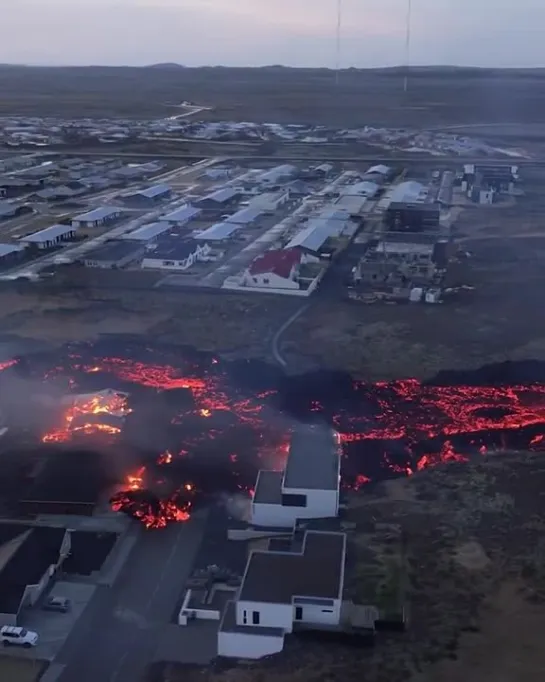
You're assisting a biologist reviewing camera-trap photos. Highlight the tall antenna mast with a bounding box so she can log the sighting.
[335,0,342,86]
[403,0,412,93]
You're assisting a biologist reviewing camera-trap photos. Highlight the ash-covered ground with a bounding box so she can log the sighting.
[1,337,545,528]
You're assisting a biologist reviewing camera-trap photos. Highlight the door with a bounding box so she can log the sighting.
[295,606,303,621]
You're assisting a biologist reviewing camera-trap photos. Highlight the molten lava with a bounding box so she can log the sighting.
[8,350,545,529]
[42,390,131,443]
[111,462,193,529]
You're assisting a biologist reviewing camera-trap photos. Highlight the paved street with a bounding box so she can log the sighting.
[57,510,209,682]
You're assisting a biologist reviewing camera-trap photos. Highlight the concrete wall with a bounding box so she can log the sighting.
[237,600,293,632]
[251,502,298,528]
[178,589,221,625]
[0,611,17,626]
[218,630,284,659]
[296,598,341,626]
[283,487,339,520]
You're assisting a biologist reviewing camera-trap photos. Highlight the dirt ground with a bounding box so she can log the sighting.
[0,288,299,360]
[3,65,545,127]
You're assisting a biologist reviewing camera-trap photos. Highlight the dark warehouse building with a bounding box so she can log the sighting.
[385,202,440,233]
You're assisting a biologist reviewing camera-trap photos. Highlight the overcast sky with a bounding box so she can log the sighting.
[0,0,543,68]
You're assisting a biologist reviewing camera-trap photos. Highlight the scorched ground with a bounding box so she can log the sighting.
[1,341,545,529]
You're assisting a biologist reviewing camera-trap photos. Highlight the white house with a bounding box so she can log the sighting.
[218,530,347,659]
[141,238,211,271]
[243,248,302,290]
[251,424,341,529]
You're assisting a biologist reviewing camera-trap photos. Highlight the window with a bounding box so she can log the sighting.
[263,278,270,284]
[242,610,247,625]
[252,611,260,625]
[282,493,307,507]
[163,260,175,266]
[322,609,333,613]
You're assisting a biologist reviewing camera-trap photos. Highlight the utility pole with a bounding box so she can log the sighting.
[335,0,342,86]
[403,0,412,93]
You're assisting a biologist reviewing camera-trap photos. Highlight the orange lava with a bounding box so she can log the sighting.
[42,391,131,443]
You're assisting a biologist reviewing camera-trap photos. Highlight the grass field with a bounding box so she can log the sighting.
[3,64,545,127]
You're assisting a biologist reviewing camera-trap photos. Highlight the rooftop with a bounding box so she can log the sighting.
[195,221,241,241]
[128,183,171,199]
[84,240,142,263]
[73,206,121,222]
[285,223,334,253]
[161,204,202,223]
[238,531,346,605]
[225,207,262,225]
[284,424,340,491]
[0,524,67,614]
[253,470,283,504]
[143,238,200,261]
[248,248,301,278]
[199,188,238,204]
[0,243,25,258]
[20,224,74,244]
[122,221,172,242]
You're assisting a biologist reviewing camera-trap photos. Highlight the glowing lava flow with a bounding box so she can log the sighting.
[111,453,193,529]
[29,354,545,527]
[42,390,132,443]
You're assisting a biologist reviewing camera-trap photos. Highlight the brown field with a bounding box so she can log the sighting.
[3,65,545,128]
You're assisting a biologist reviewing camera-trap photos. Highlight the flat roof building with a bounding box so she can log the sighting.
[20,224,76,250]
[121,221,172,243]
[82,240,144,269]
[141,238,210,271]
[251,423,341,529]
[218,530,347,659]
[72,207,123,229]
[160,204,202,225]
[121,184,171,205]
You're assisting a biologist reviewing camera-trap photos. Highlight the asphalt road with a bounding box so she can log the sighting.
[57,511,208,682]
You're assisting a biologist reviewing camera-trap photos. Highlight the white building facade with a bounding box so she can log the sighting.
[251,424,341,529]
[218,531,346,659]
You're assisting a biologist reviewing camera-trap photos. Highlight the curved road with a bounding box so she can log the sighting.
[271,304,309,369]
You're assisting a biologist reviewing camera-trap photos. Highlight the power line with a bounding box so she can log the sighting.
[335,0,342,86]
[404,0,412,93]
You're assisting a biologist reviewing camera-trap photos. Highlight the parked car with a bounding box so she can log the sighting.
[42,596,71,613]
[0,626,39,648]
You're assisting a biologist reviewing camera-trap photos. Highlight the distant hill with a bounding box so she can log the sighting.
[146,63,185,70]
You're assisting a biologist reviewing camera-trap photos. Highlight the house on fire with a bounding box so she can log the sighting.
[218,530,347,659]
[251,424,341,529]
[0,524,71,625]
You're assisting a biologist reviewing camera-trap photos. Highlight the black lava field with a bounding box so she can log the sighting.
[2,338,545,527]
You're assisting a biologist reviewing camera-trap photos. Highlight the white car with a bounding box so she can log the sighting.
[0,626,39,648]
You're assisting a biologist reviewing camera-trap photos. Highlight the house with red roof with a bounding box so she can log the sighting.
[243,248,302,290]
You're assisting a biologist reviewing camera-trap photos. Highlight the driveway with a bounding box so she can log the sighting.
[57,509,209,682]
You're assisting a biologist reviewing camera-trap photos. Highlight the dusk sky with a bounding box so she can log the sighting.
[0,0,543,68]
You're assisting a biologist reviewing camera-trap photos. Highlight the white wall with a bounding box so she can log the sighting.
[251,501,298,528]
[245,271,299,290]
[237,600,293,632]
[218,631,284,659]
[283,487,339,520]
[295,599,341,627]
